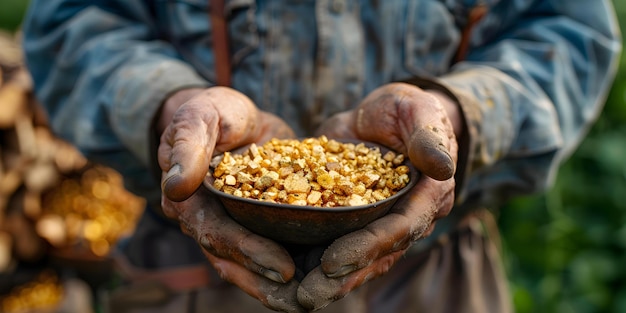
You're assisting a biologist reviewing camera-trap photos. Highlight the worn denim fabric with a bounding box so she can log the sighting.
[22,0,621,228]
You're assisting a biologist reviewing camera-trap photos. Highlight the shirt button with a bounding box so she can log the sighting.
[330,0,345,14]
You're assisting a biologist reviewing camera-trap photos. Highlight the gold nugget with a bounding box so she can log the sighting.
[211,136,410,207]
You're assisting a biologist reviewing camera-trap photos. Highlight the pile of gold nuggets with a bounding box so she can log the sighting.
[211,136,411,207]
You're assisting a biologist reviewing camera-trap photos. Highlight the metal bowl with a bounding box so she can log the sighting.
[205,140,419,245]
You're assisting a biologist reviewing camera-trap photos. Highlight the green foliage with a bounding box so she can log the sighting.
[0,0,29,32]
[499,1,626,312]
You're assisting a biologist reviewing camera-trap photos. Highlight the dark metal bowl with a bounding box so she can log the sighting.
[205,140,419,245]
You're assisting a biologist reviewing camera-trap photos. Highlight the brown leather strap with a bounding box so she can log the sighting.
[113,253,212,291]
[454,5,488,62]
[210,0,232,86]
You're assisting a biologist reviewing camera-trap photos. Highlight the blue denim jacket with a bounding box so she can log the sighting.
[22,0,621,221]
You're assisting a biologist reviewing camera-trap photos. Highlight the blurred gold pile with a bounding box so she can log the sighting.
[0,31,145,311]
[41,165,145,257]
[1,271,63,313]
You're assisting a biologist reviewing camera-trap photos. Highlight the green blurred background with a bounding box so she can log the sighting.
[498,1,626,312]
[1,1,625,312]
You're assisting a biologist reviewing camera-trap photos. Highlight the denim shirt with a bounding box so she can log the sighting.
[22,1,621,224]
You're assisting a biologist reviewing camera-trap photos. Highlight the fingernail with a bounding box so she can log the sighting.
[199,236,211,251]
[326,264,356,278]
[260,268,286,283]
[162,164,181,190]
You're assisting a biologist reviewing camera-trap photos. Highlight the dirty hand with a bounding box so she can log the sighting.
[301,82,464,310]
[156,86,304,312]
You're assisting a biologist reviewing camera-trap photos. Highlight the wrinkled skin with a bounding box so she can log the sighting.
[157,87,304,312]
[301,82,462,310]
[157,83,463,312]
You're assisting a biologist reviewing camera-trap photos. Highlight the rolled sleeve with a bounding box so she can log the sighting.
[108,59,209,167]
[22,0,210,200]
[409,0,621,208]
[438,0,621,207]
[439,68,563,205]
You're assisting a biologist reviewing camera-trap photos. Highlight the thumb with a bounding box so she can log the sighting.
[354,83,456,181]
[407,125,455,181]
[159,103,220,201]
[158,87,266,202]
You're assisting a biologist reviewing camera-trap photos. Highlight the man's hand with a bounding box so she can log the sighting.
[301,82,464,310]
[156,87,305,312]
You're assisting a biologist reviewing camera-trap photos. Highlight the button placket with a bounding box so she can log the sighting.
[314,0,364,113]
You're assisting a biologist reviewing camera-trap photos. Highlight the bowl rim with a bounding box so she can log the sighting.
[205,169,418,212]
[204,138,420,212]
